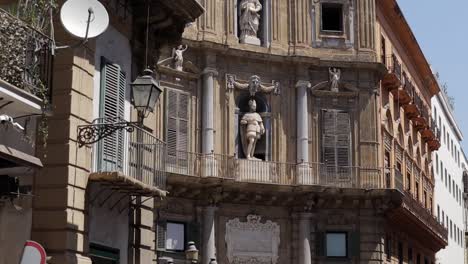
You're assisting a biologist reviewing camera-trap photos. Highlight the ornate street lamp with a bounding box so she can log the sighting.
[185,241,199,263]
[76,70,162,147]
[131,68,162,123]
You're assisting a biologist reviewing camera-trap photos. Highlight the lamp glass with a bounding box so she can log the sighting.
[130,69,162,117]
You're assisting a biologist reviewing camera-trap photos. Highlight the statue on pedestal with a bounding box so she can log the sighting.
[240,99,265,160]
[329,67,341,92]
[172,44,188,71]
[239,0,262,45]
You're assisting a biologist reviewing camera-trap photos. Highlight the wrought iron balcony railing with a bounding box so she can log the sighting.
[92,117,166,190]
[0,9,53,101]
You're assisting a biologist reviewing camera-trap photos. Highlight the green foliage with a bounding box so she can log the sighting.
[15,0,57,32]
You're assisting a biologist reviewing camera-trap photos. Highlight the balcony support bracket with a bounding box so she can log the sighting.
[77,120,139,147]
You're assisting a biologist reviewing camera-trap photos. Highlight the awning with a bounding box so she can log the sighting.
[0,144,43,168]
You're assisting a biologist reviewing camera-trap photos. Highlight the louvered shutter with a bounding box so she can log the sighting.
[156,220,167,251]
[166,89,190,168]
[98,59,126,171]
[321,110,351,168]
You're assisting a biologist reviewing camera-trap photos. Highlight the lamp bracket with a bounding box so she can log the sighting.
[77,120,138,147]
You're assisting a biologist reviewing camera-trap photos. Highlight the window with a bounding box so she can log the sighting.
[90,243,120,264]
[406,172,411,191]
[326,232,347,257]
[423,191,427,208]
[440,162,444,180]
[437,205,440,222]
[450,220,453,238]
[417,254,421,264]
[381,36,387,65]
[442,210,444,225]
[322,110,351,168]
[436,154,439,175]
[98,59,126,170]
[166,89,190,166]
[321,3,344,32]
[157,221,199,252]
[165,222,185,251]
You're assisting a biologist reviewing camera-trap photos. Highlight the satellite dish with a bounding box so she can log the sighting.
[60,0,109,39]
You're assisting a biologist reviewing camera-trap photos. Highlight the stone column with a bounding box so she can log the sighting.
[296,81,312,184]
[202,68,218,154]
[298,213,313,264]
[203,206,217,264]
[296,81,310,164]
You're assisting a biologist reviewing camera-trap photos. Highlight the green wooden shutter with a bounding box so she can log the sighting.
[187,221,201,248]
[156,220,167,251]
[166,89,190,167]
[98,59,126,171]
[315,232,325,257]
[348,231,360,258]
[321,110,351,168]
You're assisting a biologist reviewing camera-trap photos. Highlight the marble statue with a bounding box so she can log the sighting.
[227,75,280,96]
[172,44,188,71]
[239,0,262,45]
[329,67,341,92]
[240,99,265,160]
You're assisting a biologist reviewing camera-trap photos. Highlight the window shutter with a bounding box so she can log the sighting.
[98,59,126,170]
[348,231,360,257]
[187,221,201,248]
[315,232,326,257]
[166,89,190,167]
[322,111,337,167]
[156,220,167,251]
[321,110,351,168]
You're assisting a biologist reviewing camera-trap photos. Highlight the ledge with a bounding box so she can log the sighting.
[89,171,168,198]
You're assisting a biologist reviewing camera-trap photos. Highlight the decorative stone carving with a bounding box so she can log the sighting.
[172,44,188,71]
[225,215,280,264]
[239,0,262,45]
[329,67,341,92]
[226,74,280,96]
[240,99,265,159]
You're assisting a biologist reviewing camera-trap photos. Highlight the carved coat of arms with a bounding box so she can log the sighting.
[225,215,280,264]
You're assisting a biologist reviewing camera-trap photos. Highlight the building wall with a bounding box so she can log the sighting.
[432,93,465,264]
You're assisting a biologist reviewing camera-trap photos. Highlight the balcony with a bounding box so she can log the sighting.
[89,118,167,197]
[391,75,413,105]
[385,168,447,248]
[165,151,383,189]
[382,55,402,90]
[426,120,441,151]
[0,9,53,115]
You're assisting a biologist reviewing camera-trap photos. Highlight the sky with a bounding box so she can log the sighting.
[396,0,468,152]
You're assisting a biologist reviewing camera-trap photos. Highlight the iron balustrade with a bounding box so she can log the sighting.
[0,9,54,101]
[93,118,166,190]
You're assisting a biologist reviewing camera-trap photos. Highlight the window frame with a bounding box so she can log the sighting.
[165,221,187,252]
[325,231,348,258]
[320,3,345,34]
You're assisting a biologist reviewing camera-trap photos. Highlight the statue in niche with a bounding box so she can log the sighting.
[172,44,188,71]
[240,99,265,160]
[329,67,341,92]
[227,75,280,96]
[239,0,262,45]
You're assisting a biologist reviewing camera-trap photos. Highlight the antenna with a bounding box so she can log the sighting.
[56,0,109,50]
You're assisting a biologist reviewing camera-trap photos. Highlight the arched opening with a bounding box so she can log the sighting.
[235,93,271,160]
[397,125,404,146]
[385,109,393,134]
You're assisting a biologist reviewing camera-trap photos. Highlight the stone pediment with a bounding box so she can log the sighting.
[225,215,280,264]
[157,56,201,79]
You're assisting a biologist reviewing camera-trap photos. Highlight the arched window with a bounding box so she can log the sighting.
[385,110,393,134]
[397,125,404,146]
[407,137,413,157]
